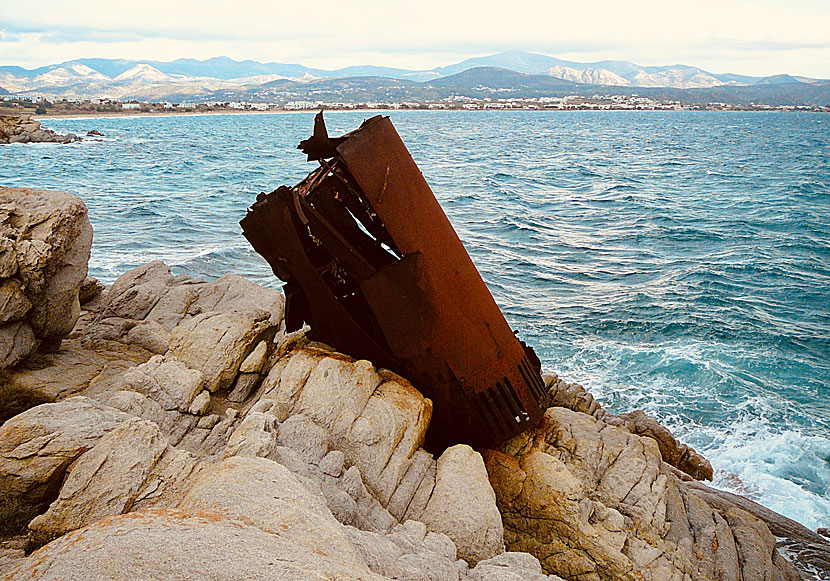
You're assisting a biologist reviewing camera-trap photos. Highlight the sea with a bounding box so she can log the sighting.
[1,110,828,531]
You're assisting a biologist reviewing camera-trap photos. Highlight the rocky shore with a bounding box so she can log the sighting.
[0,116,81,145]
[1,187,828,580]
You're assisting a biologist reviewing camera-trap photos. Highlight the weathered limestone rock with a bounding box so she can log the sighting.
[0,397,128,532]
[188,390,210,415]
[259,347,328,420]
[0,322,36,370]
[169,309,276,392]
[468,552,565,581]
[121,354,205,411]
[1,237,817,581]
[345,521,465,580]
[0,337,152,423]
[78,275,105,304]
[682,478,830,579]
[292,357,382,442]
[545,374,713,481]
[227,371,262,402]
[105,390,175,433]
[0,235,17,277]
[420,445,505,566]
[614,409,713,481]
[222,411,278,459]
[2,257,286,422]
[240,339,269,373]
[123,319,170,354]
[277,413,330,463]
[484,407,802,581]
[5,508,386,581]
[338,370,433,506]
[0,279,31,324]
[177,456,371,575]
[27,418,170,548]
[0,187,92,366]
[93,261,283,338]
[189,273,285,325]
[99,260,175,322]
[320,450,345,477]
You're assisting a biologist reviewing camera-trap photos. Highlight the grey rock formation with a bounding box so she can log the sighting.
[469,552,565,581]
[484,407,804,580]
[545,373,713,481]
[169,308,276,393]
[121,355,206,412]
[0,207,823,581]
[0,187,92,368]
[0,397,128,533]
[421,445,505,566]
[0,115,80,145]
[4,509,386,581]
[27,417,171,549]
[0,259,284,423]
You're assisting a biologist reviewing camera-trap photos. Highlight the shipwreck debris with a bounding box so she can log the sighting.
[241,112,550,450]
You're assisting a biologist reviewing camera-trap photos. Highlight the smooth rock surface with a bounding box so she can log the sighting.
[177,456,371,575]
[420,445,505,566]
[121,354,205,411]
[4,508,386,580]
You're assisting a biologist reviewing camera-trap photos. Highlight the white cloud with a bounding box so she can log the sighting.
[0,0,828,77]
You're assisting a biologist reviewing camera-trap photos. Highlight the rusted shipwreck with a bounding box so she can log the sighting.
[241,113,550,451]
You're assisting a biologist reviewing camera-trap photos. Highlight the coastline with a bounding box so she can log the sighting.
[2,110,829,578]
[27,107,828,122]
[0,185,826,578]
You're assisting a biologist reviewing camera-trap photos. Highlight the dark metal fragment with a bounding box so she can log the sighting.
[241,112,550,451]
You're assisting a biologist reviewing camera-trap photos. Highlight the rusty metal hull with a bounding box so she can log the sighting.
[241,114,550,451]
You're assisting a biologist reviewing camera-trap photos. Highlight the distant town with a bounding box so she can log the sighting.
[1,94,827,117]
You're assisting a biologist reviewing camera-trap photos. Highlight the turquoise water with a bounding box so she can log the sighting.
[2,110,828,530]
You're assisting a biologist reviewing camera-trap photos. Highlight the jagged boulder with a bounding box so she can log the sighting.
[420,445,505,566]
[0,397,128,533]
[0,187,92,368]
[545,374,713,481]
[25,417,196,549]
[0,115,79,145]
[483,407,802,581]
[169,309,276,393]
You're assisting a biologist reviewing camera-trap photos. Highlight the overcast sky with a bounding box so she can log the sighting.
[1,0,828,77]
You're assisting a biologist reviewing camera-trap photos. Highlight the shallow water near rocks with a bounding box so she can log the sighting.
[1,110,828,530]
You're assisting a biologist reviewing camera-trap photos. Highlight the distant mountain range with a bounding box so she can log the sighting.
[1,51,828,106]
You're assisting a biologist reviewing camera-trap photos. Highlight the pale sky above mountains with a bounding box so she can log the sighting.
[1,0,828,77]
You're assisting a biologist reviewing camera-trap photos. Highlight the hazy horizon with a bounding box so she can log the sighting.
[1,0,829,78]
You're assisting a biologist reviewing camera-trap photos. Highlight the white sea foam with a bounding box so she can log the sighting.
[550,338,830,531]
[701,418,830,531]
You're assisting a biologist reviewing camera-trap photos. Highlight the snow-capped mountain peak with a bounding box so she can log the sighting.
[32,64,110,86]
[113,64,170,83]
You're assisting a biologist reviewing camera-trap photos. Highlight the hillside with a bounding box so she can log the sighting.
[1,51,828,106]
